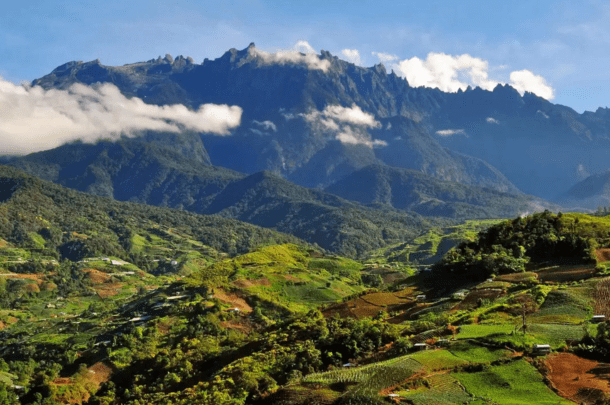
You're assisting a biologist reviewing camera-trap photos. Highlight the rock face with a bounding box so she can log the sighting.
[26,43,610,205]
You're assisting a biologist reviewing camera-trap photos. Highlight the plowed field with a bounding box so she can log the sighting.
[544,353,610,404]
[536,265,598,283]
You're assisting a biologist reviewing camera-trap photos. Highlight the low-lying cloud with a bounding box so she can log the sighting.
[435,129,466,137]
[373,51,555,100]
[250,41,330,71]
[301,104,386,148]
[0,78,242,155]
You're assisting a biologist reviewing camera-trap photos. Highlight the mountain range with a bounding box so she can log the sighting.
[4,43,609,252]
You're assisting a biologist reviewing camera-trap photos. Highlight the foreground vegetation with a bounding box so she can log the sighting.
[1,169,610,404]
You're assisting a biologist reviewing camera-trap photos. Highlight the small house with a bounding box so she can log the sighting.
[486,278,494,283]
[416,294,426,302]
[227,307,241,313]
[170,260,178,266]
[533,344,551,355]
[342,363,354,368]
[413,343,428,351]
[592,315,606,323]
[436,339,449,347]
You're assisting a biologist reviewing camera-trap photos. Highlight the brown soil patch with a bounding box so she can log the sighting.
[595,278,610,317]
[545,353,610,403]
[94,283,123,298]
[283,274,300,282]
[232,277,271,289]
[214,289,252,313]
[0,273,46,284]
[596,248,610,263]
[52,377,71,386]
[7,316,18,324]
[361,292,411,307]
[82,269,111,284]
[536,265,598,283]
[0,321,5,330]
[221,319,254,334]
[324,290,419,320]
[87,362,113,387]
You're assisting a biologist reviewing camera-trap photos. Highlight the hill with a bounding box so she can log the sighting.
[325,164,553,218]
[3,210,610,404]
[8,147,445,256]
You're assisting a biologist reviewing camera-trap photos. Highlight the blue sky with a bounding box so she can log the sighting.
[1,0,609,112]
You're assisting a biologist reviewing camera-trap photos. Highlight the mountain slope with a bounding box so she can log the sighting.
[30,44,521,193]
[325,164,554,218]
[557,170,610,209]
[0,165,303,258]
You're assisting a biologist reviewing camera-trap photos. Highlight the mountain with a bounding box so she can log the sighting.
[0,165,303,259]
[557,170,610,210]
[29,44,610,202]
[324,164,553,218]
[30,44,520,193]
[8,143,442,256]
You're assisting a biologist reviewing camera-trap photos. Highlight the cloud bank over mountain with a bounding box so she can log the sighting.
[371,51,555,100]
[250,41,331,71]
[0,79,242,154]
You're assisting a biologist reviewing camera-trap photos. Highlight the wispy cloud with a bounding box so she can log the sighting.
[372,52,399,63]
[0,79,242,155]
[249,41,330,71]
[435,129,466,137]
[252,120,277,132]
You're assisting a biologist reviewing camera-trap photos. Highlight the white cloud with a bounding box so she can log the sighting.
[435,129,466,137]
[394,53,497,93]
[390,52,555,100]
[0,79,242,155]
[294,40,316,54]
[509,70,555,100]
[372,52,399,63]
[336,127,387,148]
[252,120,277,132]
[341,49,362,66]
[299,104,385,148]
[486,117,499,124]
[321,104,378,127]
[249,41,330,71]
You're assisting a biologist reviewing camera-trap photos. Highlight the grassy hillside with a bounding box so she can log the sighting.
[4,186,610,405]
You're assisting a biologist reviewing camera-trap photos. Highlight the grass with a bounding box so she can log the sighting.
[457,324,516,339]
[409,349,468,370]
[454,359,573,404]
[527,324,588,346]
[448,341,510,363]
